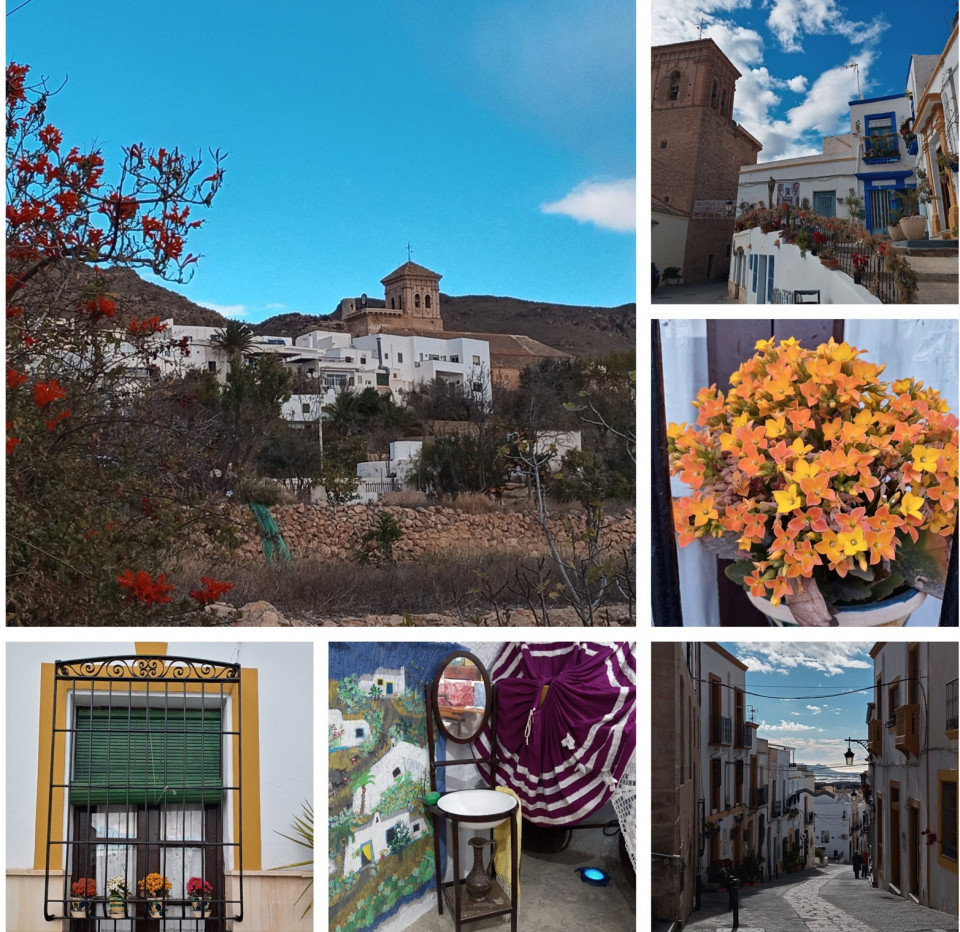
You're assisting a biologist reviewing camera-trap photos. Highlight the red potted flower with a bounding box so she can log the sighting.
[851,252,869,285]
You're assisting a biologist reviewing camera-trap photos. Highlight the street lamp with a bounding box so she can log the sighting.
[843,738,871,767]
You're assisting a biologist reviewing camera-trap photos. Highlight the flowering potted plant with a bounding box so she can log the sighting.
[669,337,958,626]
[810,230,827,256]
[70,877,96,918]
[818,243,839,269]
[138,873,171,918]
[105,876,129,918]
[186,877,214,917]
[851,252,870,285]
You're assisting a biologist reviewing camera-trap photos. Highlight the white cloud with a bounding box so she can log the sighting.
[541,178,636,232]
[197,302,249,318]
[787,75,808,93]
[806,704,821,714]
[733,643,872,677]
[265,303,286,310]
[765,0,889,53]
[758,719,817,732]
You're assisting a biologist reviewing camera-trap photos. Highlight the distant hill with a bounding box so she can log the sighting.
[93,269,635,360]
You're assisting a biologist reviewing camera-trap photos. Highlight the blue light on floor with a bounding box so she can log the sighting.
[576,867,611,886]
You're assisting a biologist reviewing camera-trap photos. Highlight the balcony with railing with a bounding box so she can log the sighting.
[740,723,754,749]
[868,718,882,756]
[709,714,734,746]
[771,801,782,818]
[863,131,901,164]
[894,704,920,758]
[947,678,958,733]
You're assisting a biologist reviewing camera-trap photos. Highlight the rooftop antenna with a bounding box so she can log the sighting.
[843,62,862,100]
[406,242,413,262]
[748,705,758,722]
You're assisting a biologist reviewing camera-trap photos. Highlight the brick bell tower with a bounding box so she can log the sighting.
[652,39,762,282]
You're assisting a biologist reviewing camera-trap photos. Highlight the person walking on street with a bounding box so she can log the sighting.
[853,852,861,879]
[861,850,869,880]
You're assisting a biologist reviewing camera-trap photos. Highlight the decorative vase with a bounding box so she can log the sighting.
[747,587,925,627]
[464,836,497,901]
[147,898,164,919]
[898,215,927,240]
[107,900,125,918]
[70,902,88,918]
[887,223,906,241]
[191,899,212,918]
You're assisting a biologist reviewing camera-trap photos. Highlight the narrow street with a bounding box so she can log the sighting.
[675,862,959,932]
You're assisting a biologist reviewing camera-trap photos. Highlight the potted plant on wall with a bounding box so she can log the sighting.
[936,150,959,173]
[106,876,129,918]
[668,336,958,626]
[187,877,214,918]
[70,878,96,918]
[138,873,171,918]
[662,266,683,285]
[887,206,906,242]
[795,228,813,257]
[810,231,827,256]
[818,243,839,270]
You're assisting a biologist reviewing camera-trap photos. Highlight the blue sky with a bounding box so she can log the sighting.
[8,1,635,322]
[721,642,875,771]
[652,0,958,162]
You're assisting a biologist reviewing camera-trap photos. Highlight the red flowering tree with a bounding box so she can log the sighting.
[6,62,235,624]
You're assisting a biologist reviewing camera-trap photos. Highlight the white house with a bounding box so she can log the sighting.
[352,741,427,814]
[330,708,373,749]
[358,666,406,697]
[345,809,426,875]
[814,791,852,862]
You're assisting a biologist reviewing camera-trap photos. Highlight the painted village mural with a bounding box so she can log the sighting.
[329,642,465,932]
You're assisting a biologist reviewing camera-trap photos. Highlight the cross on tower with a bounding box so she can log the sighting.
[406,242,413,262]
[698,18,707,39]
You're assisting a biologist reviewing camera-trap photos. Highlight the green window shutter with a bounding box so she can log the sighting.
[71,707,222,806]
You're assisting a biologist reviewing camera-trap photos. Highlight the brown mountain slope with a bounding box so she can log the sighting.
[96,269,636,359]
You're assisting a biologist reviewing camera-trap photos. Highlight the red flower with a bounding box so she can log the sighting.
[117,569,174,604]
[85,294,116,318]
[7,367,28,388]
[7,435,20,455]
[189,577,234,605]
[38,124,63,151]
[33,379,67,408]
[46,408,72,430]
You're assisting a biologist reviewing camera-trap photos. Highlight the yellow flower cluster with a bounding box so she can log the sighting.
[668,337,958,606]
[137,873,172,898]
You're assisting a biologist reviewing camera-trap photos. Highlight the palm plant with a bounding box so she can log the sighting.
[273,799,313,918]
[211,319,256,358]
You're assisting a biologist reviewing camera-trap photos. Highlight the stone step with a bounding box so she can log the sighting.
[914,279,960,304]
[902,254,958,282]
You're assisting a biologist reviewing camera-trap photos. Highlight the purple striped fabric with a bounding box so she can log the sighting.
[475,642,636,826]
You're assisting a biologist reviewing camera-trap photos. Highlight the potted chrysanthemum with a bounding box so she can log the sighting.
[137,873,171,918]
[669,336,958,626]
[105,875,129,918]
[70,877,96,918]
[186,877,214,917]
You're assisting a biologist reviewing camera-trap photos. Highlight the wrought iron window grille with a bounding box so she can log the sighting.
[43,655,244,928]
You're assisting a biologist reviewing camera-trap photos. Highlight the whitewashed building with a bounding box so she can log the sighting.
[814,791,853,863]
[867,641,958,914]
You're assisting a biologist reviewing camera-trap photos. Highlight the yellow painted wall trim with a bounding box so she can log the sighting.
[240,667,262,871]
[135,642,168,656]
[937,768,958,874]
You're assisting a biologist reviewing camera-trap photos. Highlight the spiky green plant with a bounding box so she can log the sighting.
[273,800,313,918]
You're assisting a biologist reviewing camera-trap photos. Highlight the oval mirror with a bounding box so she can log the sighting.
[431,651,492,744]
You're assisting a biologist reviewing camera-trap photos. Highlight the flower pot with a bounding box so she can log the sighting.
[898,215,927,240]
[107,901,126,918]
[747,587,925,627]
[147,899,165,918]
[887,223,906,241]
[819,256,839,270]
[70,904,88,918]
[191,899,212,918]
[853,271,863,285]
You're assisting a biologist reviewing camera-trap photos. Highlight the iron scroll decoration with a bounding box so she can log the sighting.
[430,650,492,744]
[54,655,241,681]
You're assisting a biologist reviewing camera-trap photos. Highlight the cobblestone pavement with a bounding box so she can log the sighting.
[652,281,737,304]
[676,863,958,932]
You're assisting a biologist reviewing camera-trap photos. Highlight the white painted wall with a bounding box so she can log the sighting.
[652,210,689,274]
[4,642,312,871]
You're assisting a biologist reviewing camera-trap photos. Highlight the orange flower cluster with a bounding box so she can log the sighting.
[117,569,174,605]
[189,577,234,605]
[669,337,958,606]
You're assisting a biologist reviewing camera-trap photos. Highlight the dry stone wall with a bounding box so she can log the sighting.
[217,503,636,564]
